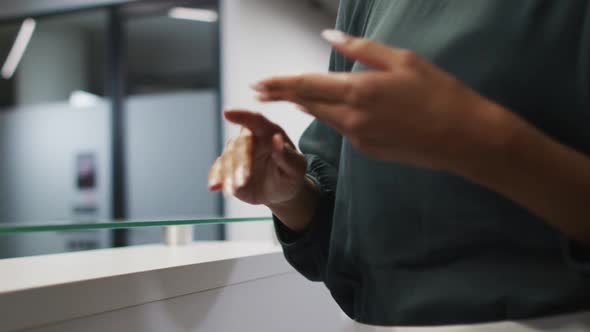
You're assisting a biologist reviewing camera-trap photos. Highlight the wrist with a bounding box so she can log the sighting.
[267,176,317,210]
[445,98,521,177]
[267,176,319,232]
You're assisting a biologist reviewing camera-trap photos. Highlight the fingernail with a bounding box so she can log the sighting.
[250,82,267,92]
[321,29,349,45]
[209,178,220,188]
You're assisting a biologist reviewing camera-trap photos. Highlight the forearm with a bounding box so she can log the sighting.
[267,176,320,232]
[454,101,590,244]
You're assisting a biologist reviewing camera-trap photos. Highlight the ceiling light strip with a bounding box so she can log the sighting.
[1,18,36,80]
[168,7,218,22]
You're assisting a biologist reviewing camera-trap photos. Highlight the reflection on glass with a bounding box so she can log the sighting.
[0,9,113,259]
[0,1,223,259]
[123,2,221,245]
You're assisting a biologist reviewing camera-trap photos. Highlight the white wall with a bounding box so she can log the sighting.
[221,0,336,240]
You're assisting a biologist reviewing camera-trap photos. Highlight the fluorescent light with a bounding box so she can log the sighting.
[1,18,36,79]
[168,7,218,22]
[69,90,101,108]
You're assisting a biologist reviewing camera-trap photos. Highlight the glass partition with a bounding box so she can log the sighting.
[0,0,225,258]
[0,217,273,234]
[122,1,222,246]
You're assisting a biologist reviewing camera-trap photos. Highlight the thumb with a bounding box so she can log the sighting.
[321,29,408,70]
[271,133,306,178]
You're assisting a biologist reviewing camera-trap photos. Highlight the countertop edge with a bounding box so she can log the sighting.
[0,242,292,332]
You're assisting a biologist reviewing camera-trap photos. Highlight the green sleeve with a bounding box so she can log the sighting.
[273,49,344,281]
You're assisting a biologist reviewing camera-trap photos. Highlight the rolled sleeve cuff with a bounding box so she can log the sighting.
[274,214,313,247]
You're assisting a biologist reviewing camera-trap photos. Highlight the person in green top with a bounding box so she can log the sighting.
[209,0,590,327]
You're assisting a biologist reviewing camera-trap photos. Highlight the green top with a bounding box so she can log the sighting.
[274,0,590,327]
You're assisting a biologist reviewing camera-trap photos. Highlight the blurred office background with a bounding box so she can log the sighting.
[0,0,337,258]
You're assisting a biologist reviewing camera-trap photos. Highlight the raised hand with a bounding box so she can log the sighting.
[252,30,505,170]
[208,110,308,206]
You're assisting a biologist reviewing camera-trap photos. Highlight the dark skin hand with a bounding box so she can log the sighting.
[249,30,590,244]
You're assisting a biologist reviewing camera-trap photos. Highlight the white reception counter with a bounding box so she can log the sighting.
[0,242,346,332]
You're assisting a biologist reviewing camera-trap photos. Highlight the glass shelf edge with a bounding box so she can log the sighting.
[0,217,273,234]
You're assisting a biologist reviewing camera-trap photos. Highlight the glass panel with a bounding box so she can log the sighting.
[0,11,109,107]
[0,10,111,224]
[0,217,272,259]
[0,9,115,258]
[0,1,225,258]
[122,1,222,245]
